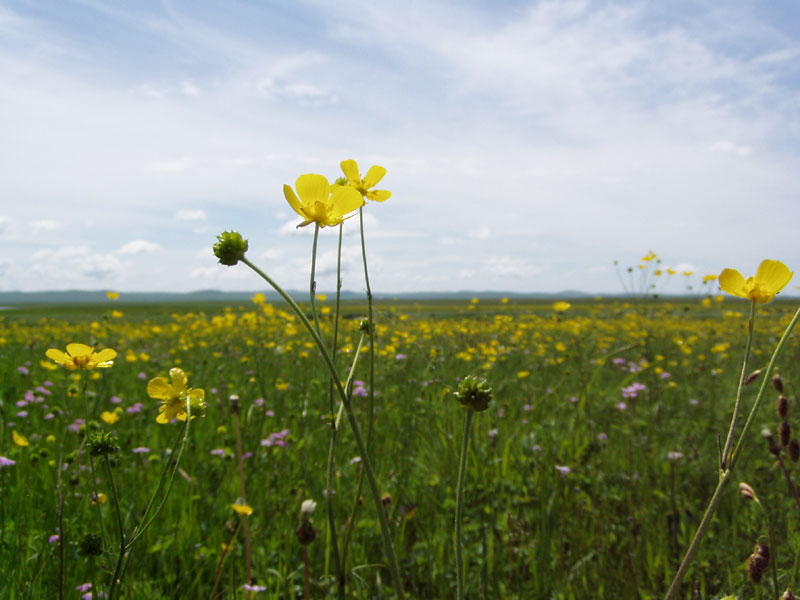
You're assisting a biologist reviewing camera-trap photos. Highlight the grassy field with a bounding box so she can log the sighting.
[2,296,800,599]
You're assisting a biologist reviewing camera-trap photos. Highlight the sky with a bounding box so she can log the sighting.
[1,0,800,295]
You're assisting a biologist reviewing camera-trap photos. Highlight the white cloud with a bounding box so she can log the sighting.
[263,248,284,260]
[707,141,753,157]
[180,80,200,96]
[117,240,161,254]
[0,216,10,235]
[32,246,90,260]
[80,254,121,280]
[31,219,60,233]
[175,209,207,221]
[146,157,194,172]
[0,258,11,277]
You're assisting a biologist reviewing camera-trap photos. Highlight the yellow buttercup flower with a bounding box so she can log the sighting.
[12,430,29,447]
[106,291,119,300]
[45,343,117,370]
[553,301,571,313]
[232,502,254,516]
[284,174,363,228]
[101,410,120,425]
[702,274,717,283]
[147,367,206,424]
[340,159,391,202]
[719,259,793,304]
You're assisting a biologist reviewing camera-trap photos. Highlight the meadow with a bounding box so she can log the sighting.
[2,293,800,599]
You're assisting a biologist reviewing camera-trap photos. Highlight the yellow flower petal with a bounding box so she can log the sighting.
[340,159,360,185]
[66,343,93,358]
[45,349,70,364]
[283,184,305,220]
[169,368,188,393]
[367,190,391,202]
[755,259,793,295]
[363,165,387,188]
[147,377,173,400]
[296,174,330,206]
[719,268,747,298]
[12,430,29,447]
[329,186,364,218]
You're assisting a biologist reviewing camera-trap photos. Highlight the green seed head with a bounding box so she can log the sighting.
[88,431,119,457]
[454,375,493,412]
[213,231,249,266]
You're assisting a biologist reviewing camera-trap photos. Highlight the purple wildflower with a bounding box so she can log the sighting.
[17,366,29,376]
[132,447,150,454]
[555,465,571,476]
[621,382,646,399]
[49,534,60,543]
[0,456,16,468]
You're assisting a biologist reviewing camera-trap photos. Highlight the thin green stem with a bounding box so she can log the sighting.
[56,427,67,600]
[126,414,190,548]
[105,455,125,600]
[455,409,475,600]
[359,208,377,455]
[240,257,406,599]
[663,472,731,600]
[81,371,106,547]
[721,301,756,469]
[757,500,779,600]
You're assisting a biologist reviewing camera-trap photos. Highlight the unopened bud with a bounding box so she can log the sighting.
[454,375,493,412]
[790,438,800,463]
[780,421,791,447]
[295,520,316,545]
[213,230,249,266]
[748,554,764,583]
[745,369,763,386]
[381,493,392,507]
[772,373,784,394]
[777,395,789,419]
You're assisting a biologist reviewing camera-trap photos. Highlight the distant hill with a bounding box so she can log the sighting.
[0,289,594,305]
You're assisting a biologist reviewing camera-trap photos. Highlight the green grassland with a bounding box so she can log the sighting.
[2,297,800,598]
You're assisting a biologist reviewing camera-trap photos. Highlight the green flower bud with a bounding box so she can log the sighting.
[78,533,103,557]
[213,231,249,266]
[359,319,372,334]
[88,431,119,457]
[454,375,493,412]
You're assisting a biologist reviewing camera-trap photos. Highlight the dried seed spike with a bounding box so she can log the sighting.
[745,369,763,386]
[778,395,789,419]
[780,421,792,447]
[772,373,784,393]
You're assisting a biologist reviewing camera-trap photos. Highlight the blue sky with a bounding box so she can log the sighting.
[1,0,799,295]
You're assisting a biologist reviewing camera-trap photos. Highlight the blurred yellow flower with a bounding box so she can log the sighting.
[232,502,253,516]
[147,367,206,424]
[702,274,717,283]
[12,430,29,447]
[719,260,793,304]
[91,492,107,505]
[553,301,571,312]
[641,251,657,262]
[101,411,120,425]
[284,174,363,228]
[340,159,391,202]
[252,293,266,305]
[45,343,117,370]
[106,291,119,300]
